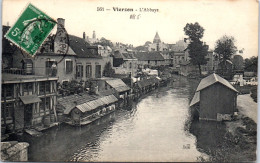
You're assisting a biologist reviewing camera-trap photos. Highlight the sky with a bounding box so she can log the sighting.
[2,0,259,58]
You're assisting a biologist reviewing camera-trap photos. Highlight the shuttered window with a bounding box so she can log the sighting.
[86,64,92,78]
[76,64,83,78]
[65,59,73,74]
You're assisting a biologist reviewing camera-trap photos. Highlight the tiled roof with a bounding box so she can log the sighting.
[68,35,102,58]
[134,52,164,61]
[196,73,238,92]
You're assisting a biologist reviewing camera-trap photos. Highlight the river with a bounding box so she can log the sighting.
[20,76,207,162]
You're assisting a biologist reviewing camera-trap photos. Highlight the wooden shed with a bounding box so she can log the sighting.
[190,73,238,121]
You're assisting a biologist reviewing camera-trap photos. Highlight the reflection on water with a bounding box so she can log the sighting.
[21,76,206,162]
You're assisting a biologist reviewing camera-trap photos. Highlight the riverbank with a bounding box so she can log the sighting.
[189,94,257,162]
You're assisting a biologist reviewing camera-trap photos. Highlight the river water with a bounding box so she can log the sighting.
[21,76,206,162]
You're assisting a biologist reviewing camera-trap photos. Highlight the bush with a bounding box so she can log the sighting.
[250,86,257,102]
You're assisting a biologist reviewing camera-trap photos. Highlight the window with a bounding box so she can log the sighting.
[95,65,101,78]
[46,81,51,93]
[86,64,92,78]
[65,59,73,74]
[45,97,50,111]
[39,97,50,113]
[2,84,13,99]
[1,103,13,119]
[39,82,45,95]
[39,81,51,95]
[46,60,57,77]
[129,62,132,69]
[123,62,127,68]
[23,82,33,95]
[76,64,83,78]
[39,98,45,112]
[33,103,40,114]
[155,60,157,65]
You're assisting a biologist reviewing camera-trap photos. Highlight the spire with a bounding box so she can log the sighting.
[153,31,161,43]
[93,30,96,39]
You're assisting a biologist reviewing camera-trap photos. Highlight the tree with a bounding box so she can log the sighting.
[103,62,115,77]
[244,56,258,72]
[184,22,209,75]
[214,35,237,61]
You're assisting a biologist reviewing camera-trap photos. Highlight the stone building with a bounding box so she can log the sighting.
[112,49,138,77]
[34,18,113,84]
[134,51,165,69]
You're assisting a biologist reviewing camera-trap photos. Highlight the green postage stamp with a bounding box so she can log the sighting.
[5,3,56,56]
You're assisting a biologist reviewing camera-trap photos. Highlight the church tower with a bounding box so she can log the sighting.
[92,30,96,39]
[153,31,161,44]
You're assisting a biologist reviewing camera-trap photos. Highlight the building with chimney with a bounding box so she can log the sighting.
[33,18,113,84]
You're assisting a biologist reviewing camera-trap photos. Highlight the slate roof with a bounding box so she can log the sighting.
[134,52,164,61]
[121,52,137,60]
[172,51,185,56]
[196,73,238,92]
[113,50,137,60]
[2,26,17,54]
[68,35,102,58]
[190,73,238,107]
[58,94,98,114]
[75,95,118,114]
[2,73,58,83]
[179,60,190,66]
[189,91,200,107]
[137,77,160,88]
[106,78,130,93]
[169,40,188,52]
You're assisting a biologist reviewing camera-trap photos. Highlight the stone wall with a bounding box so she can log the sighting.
[1,141,29,161]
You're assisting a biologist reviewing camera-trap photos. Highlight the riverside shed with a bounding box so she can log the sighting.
[190,73,238,121]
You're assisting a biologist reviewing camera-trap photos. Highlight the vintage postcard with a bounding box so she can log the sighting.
[1,0,258,162]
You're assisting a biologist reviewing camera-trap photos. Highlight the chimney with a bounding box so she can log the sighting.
[57,18,65,30]
[83,32,86,39]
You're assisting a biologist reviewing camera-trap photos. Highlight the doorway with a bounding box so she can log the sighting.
[24,104,33,127]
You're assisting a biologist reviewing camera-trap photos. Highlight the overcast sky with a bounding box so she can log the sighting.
[2,0,258,58]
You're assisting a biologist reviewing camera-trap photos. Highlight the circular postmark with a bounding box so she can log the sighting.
[19,17,69,64]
